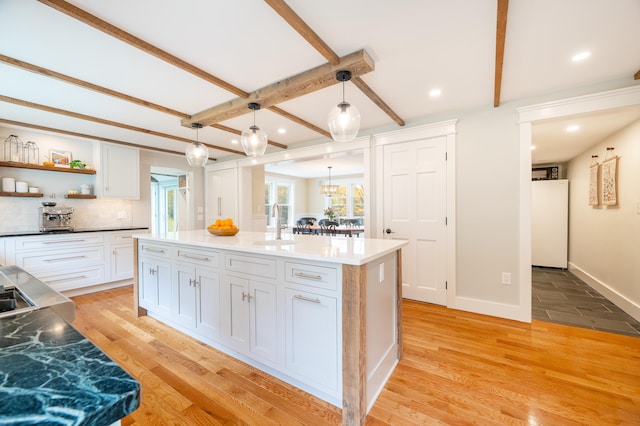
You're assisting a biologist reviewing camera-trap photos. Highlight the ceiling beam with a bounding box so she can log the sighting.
[0,54,189,119]
[37,0,249,98]
[0,54,286,150]
[181,49,374,128]
[264,0,340,65]
[38,0,323,143]
[351,77,405,126]
[265,0,405,126]
[494,0,509,107]
[268,106,331,139]
[0,95,245,156]
[0,118,190,157]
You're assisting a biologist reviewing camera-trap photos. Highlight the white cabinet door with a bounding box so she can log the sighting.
[110,243,134,281]
[222,274,278,363]
[248,280,278,363]
[284,288,338,393]
[97,143,140,199]
[206,168,237,223]
[175,265,197,328]
[197,268,221,340]
[139,258,171,317]
[174,264,221,340]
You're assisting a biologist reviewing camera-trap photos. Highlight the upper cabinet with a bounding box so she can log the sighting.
[206,167,238,223]
[94,143,140,199]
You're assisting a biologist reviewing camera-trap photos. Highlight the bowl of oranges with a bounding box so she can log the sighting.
[207,217,239,236]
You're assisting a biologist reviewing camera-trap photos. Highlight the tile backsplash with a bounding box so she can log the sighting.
[0,197,133,232]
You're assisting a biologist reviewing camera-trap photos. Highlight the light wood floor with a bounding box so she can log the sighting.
[71,286,640,425]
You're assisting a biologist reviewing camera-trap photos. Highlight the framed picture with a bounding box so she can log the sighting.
[588,164,599,206]
[602,156,618,206]
[50,149,72,167]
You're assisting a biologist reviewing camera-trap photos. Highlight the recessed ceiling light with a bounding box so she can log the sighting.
[566,125,580,132]
[429,88,442,97]
[231,139,239,145]
[278,128,286,134]
[571,51,591,62]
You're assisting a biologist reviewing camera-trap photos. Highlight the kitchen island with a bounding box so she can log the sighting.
[133,230,407,425]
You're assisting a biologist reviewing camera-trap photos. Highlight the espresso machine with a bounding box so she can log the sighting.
[39,204,74,232]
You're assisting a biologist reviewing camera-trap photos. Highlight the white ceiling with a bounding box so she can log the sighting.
[1,0,639,168]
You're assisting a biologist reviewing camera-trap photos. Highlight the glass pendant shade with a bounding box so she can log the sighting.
[185,123,209,167]
[328,101,360,142]
[240,125,268,157]
[241,103,268,157]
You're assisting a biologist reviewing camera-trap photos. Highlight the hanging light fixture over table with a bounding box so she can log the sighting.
[185,123,209,167]
[240,102,268,157]
[328,70,361,142]
[320,166,339,196]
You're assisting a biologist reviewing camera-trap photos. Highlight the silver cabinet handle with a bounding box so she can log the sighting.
[44,255,87,262]
[218,197,222,216]
[180,253,209,261]
[242,292,253,302]
[294,272,322,280]
[47,275,88,284]
[43,239,87,244]
[143,247,166,254]
[293,294,321,304]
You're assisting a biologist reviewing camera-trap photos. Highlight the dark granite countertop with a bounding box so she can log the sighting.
[0,308,140,425]
[0,226,149,238]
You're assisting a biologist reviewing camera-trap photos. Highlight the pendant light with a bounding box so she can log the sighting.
[185,123,209,167]
[320,166,339,196]
[327,70,360,142]
[240,102,268,157]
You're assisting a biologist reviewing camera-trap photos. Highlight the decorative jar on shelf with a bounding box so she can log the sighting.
[23,141,39,165]
[3,134,23,163]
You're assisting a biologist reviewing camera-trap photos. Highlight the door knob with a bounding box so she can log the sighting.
[385,228,394,234]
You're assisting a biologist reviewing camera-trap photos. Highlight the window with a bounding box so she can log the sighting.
[265,178,293,226]
[326,180,364,220]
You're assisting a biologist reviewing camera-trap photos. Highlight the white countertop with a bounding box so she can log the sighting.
[133,230,408,265]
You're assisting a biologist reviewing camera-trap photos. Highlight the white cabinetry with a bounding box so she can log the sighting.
[138,241,172,317]
[284,261,340,395]
[206,167,237,223]
[107,231,135,281]
[10,233,105,292]
[174,246,221,340]
[221,253,278,364]
[95,143,140,199]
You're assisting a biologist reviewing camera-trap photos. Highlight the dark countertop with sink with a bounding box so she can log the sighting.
[0,226,149,238]
[0,308,140,425]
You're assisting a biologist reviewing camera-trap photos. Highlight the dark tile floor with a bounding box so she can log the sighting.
[532,267,640,337]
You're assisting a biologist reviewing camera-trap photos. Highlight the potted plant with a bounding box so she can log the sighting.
[324,207,335,221]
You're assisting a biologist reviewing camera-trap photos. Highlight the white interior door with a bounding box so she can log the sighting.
[383,136,447,304]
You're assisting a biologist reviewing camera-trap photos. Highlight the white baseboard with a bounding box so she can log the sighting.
[453,296,530,323]
[568,263,640,322]
[62,279,133,298]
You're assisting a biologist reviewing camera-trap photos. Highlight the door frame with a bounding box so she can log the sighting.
[373,120,457,307]
[517,85,640,322]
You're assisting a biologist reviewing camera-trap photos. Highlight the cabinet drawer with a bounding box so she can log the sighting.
[33,266,105,292]
[285,262,337,291]
[176,247,219,268]
[16,246,104,270]
[108,231,136,244]
[139,242,172,259]
[225,253,276,279]
[13,233,104,251]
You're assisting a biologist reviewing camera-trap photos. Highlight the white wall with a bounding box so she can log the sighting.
[567,119,640,318]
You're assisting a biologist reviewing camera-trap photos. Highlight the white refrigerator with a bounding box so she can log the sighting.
[531,179,569,268]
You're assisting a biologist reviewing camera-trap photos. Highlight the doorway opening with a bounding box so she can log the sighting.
[151,167,193,234]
